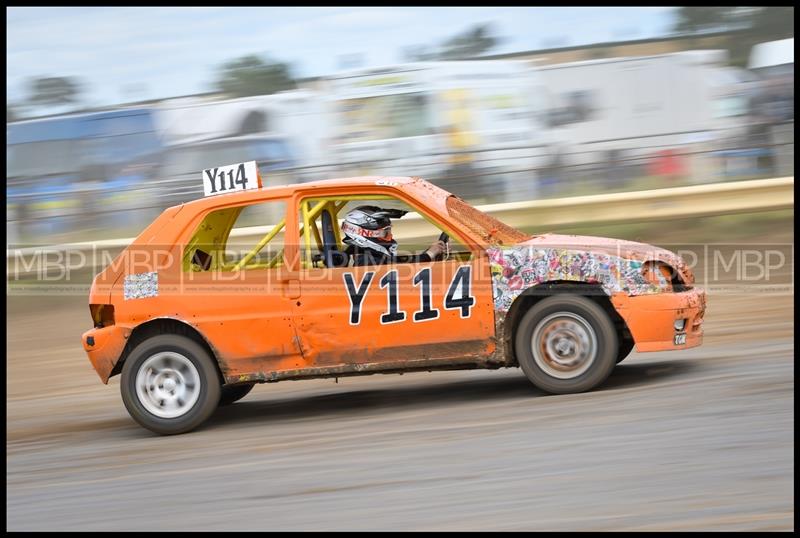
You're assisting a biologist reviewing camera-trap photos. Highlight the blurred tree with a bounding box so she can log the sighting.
[215,55,296,98]
[439,24,500,60]
[744,6,794,44]
[402,24,501,62]
[27,76,82,107]
[7,104,16,123]
[673,7,736,35]
[672,7,794,67]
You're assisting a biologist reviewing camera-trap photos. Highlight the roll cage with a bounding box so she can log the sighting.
[183,193,474,273]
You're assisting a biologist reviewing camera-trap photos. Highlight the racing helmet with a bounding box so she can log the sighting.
[341,205,407,257]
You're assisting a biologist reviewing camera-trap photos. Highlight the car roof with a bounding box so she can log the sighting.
[175,176,423,210]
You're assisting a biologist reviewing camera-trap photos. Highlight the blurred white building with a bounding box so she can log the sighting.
[535,49,759,183]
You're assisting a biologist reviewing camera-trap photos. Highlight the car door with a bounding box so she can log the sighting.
[158,198,305,381]
[289,194,497,371]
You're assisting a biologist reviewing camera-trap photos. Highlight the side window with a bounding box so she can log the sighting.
[184,199,287,272]
[298,195,471,270]
[297,201,337,269]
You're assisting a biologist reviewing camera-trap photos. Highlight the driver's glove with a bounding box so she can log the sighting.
[425,240,446,260]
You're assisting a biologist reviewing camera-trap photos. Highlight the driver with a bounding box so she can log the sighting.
[341,205,447,266]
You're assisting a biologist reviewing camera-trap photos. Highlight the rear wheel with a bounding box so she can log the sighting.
[514,295,618,394]
[121,334,221,435]
[219,383,255,406]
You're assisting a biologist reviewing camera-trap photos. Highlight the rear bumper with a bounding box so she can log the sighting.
[82,325,131,384]
[612,287,706,353]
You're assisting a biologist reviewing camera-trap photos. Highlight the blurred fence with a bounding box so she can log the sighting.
[6,177,794,283]
[6,129,795,246]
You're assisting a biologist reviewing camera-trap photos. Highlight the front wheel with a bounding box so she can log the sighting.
[120,334,221,435]
[514,295,618,394]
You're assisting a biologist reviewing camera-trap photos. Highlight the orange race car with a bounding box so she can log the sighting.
[82,162,706,434]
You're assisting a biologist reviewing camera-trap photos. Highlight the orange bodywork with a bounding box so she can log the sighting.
[612,288,706,352]
[82,325,132,382]
[81,176,704,384]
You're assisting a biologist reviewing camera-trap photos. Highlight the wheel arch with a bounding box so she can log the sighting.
[109,317,225,383]
[500,280,632,367]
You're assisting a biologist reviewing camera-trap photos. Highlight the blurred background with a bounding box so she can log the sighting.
[6,6,794,246]
[6,8,795,531]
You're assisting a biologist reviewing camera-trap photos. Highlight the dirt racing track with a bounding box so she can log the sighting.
[6,290,794,531]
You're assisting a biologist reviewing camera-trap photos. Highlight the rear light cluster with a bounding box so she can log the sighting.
[90,304,115,328]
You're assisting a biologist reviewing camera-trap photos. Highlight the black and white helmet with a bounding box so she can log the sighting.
[341,205,407,257]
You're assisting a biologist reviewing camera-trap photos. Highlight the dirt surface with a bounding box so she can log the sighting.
[6,272,794,531]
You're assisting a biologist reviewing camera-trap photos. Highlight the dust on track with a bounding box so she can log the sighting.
[6,263,794,531]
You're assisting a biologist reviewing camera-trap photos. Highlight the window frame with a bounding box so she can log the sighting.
[292,188,480,271]
[180,195,291,273]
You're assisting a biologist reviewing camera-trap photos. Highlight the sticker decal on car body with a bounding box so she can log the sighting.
[488,246,664,313]
[123,271,159,300]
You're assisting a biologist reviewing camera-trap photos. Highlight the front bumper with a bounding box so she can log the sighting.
[612,287,706,352]
[82,325,131,383]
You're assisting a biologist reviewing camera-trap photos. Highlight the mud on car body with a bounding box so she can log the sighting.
[82,165,706,434]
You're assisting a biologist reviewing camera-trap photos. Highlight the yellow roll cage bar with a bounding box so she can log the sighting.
[185,195,393,272]
[186,194,465,272]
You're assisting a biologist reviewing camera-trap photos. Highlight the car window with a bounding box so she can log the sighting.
[184,198,287,272]
[298,194,472,271]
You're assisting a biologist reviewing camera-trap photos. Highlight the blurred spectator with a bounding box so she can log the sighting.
[649,149,687,183]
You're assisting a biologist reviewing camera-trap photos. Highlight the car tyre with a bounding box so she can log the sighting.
[121,334,221,435]
[515,294,618,394]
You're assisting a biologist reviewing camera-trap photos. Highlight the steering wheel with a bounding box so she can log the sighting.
[437,231,451,261]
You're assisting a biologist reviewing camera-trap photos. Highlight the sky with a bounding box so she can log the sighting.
[7,7,678,108]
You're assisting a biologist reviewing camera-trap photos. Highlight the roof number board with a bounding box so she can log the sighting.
[202,161,262,197]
